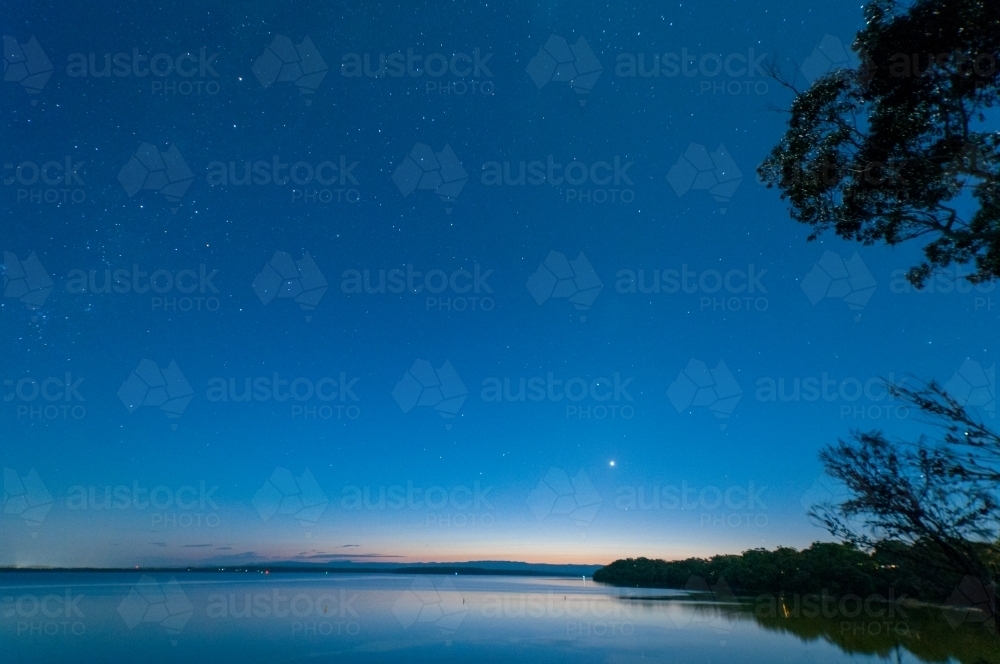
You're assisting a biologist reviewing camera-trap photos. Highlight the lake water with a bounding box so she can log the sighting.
[1,573,996,663]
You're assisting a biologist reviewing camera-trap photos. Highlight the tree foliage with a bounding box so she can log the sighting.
[593,541,973,600]
[811,381,1000,585]
[759,0,1000,285]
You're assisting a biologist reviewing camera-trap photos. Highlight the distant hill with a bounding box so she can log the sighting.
[250,560,601,577]
[1,560,602,578]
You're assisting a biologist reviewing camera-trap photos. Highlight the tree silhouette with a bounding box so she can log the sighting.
[759,0,1000,286]
[811,381,999,588]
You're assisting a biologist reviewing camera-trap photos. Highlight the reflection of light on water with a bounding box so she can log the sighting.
[2,573,993,662]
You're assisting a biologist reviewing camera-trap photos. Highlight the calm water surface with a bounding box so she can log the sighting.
[1,573,996,663]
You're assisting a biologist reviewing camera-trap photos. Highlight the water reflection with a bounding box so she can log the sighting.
[749,601,999,664]
[625,591,999,664]
[1,572,997,663]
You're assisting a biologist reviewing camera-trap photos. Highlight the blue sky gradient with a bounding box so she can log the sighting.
[2,0,997,567]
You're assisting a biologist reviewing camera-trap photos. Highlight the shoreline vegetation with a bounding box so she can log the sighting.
[592,542,998,603]
[594,542,999,664]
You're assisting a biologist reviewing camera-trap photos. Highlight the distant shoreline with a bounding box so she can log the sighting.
[0,563,602,578]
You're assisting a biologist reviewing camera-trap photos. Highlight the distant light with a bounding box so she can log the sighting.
[609,460,616,467]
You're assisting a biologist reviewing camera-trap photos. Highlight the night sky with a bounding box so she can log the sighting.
[2,0,996,568]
